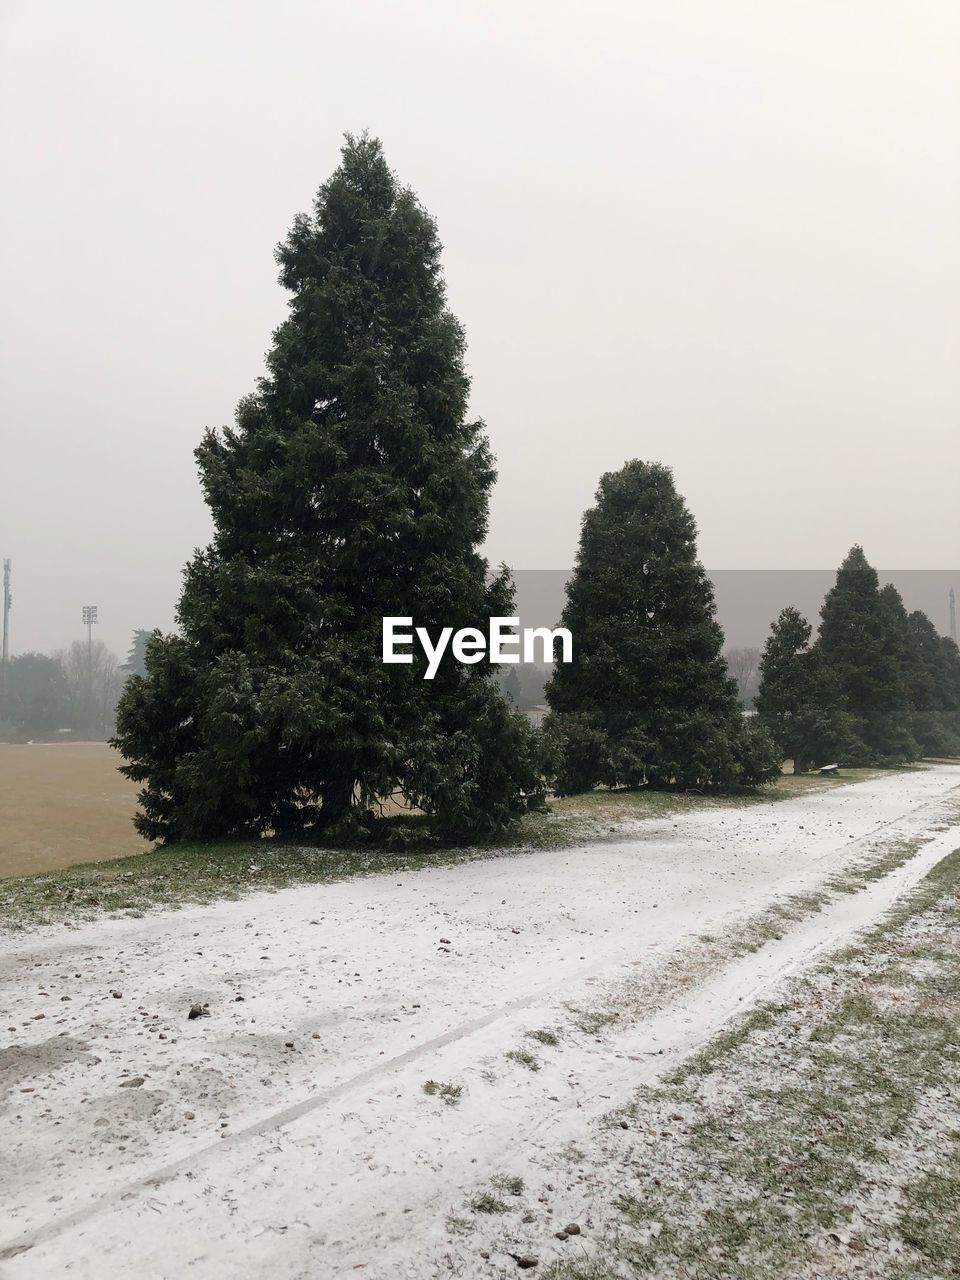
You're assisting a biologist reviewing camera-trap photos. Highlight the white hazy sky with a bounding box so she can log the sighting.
[1,0,958,656]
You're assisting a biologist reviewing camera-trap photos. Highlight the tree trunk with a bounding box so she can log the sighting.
[321,775,355,825]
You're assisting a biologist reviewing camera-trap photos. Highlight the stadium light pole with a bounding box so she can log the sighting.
[1,559,10,711]
[82,604,98,659]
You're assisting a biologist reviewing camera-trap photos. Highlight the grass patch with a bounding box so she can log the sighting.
[491,1173,525,1197]
[729,896,832,955]
[506,1048,541,1072]
[470,1190,509,1215]
[565,1005,621,1036]
[445,1212,474,1235]
[897,1145,960,1274]
[0,839,504,931]
[422,1079,463,1105]
[669,1004,786,1083]
[527,1028,560,1047]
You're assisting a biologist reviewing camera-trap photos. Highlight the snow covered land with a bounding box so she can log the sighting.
[1,765,958,1278]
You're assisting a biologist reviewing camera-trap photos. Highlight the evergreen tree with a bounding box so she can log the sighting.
[815,547,917,763]
[878,583,920,700]
[114,135,538,842]
[755,608,852,774]
[122,629,153,679]
[545,461,779,792]
[934,634,960,751]
[905,610,960,757]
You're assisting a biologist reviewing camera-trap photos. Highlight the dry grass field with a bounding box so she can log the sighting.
[0,742,150,879]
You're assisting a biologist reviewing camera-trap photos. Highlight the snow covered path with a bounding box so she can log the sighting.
[1,765,958,1278]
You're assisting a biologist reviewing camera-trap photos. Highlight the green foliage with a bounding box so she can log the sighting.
[1,652,69,739]
[764,550,959,767]
[542,711,612,795]
[756,608,855,773]
[815,547,918,764]
[905,610,960,757]
[122,629,153,679]
[113,135,537,843]
[545,461,780,792]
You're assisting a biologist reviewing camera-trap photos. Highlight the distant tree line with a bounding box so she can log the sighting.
[2,641,121,741]
[111,137,957,845]
[493,663,549,712]
[0,629,153,742]
[755,547,960,773]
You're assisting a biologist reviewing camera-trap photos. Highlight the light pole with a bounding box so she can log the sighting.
[1,559,10,711]
[82,604,98,658]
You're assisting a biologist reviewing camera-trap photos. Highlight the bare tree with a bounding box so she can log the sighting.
[56,639,125,739]
[725,646,761,708]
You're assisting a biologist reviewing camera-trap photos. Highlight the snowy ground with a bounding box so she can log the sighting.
[1,764,958,1278]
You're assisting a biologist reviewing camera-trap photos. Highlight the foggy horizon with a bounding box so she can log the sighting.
[2,1,959,657]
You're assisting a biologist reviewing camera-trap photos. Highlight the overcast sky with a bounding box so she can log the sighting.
[1,0,958,656]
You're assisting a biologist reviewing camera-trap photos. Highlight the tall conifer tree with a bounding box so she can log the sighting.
[545,461,779,791]
[755,608,851,774]
[905,610,960,757]
[815,547,917,762]
[114,136,537,842]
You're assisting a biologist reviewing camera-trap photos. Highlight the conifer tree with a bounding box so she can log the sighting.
[879,583,919,694]
[905,610,960,757]
[815,547,917,763]
[114,135,538,842]
[122,630,152,679]
[934,633,960,751]
[755,608,852,774]
[545,461,779,792]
